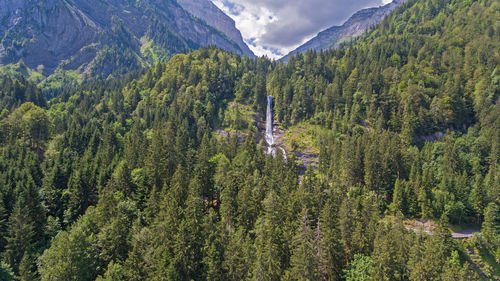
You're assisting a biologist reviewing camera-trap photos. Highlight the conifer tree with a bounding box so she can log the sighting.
[287,208,320,280]
[252,190,284,281]
[390,179,405,215]
[5,172,45,274]
[483,202,500,260]
[317,201,344,281]
[371,217,410,281]
[202,209,226,281]
[175,177,205,280]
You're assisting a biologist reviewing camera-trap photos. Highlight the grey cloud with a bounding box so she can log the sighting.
[219,0,245,16]
[223,0,385,49]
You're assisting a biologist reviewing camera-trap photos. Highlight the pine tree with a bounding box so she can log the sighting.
[0,193,8,252]
[18,251,38,281]
[65,168,91,224]
[339,196,356,262]
[408,226,453,281]
[470,174,488,222]
[38,209,100,281]
[317,201,344,281]
[42,152,71,220]
[286,208,320,280]
[370,217,410,281]
[5,203,36,275]
[483,202,500,257]
[253,74,266,113]
[252,190,284,281]
[175,177,206,280]
[194,133,215,199]
[223,227,252,281]
[202,209,226,281]
[5,173,46,274]
[124,226,152,281]
[390,179,405,215]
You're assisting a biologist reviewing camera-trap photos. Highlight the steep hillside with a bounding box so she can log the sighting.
[0,0,249,82]
[177,0,254,57]
[284,0,407,59]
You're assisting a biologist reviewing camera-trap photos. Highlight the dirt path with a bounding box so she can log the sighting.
[451,229,480,239]
[404,220,480,239]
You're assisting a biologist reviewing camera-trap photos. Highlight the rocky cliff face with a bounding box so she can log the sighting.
[0,0,251,80]
[284,0,407,60]
[177,0,254,57]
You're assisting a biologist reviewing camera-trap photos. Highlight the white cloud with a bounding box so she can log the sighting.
[212,0,388,58]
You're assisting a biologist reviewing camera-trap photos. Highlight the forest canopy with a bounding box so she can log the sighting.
[0,0,498,280]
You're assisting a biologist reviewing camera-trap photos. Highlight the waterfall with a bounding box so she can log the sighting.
[265,95,274,155]
[265,96,286,159]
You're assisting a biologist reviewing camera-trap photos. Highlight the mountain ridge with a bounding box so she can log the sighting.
[0,0,252,83]
[177,0,254,58]
[283,0,407,60]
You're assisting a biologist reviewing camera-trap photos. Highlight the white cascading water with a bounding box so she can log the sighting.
[265,95,286,159]
[265,95,275,156]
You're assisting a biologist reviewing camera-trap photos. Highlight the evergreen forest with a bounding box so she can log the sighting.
[0,0,498,280]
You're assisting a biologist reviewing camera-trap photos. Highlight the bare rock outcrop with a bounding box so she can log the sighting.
[0,0,253,79]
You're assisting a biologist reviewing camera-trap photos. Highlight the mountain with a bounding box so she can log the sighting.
[0,0,251,82]
[283,0,407,60]
[177,0,254,58]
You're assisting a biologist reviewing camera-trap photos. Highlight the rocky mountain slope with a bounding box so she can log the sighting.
[284,0,407,60]
[0,0,251,81]
[177,0,254,58]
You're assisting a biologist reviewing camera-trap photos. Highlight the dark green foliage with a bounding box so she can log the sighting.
[371,217,412,281]
[0,77,46,112]
[407,227,456,280]
[483,202,500,261]
[286,208,320,280]
[38,209,101,281]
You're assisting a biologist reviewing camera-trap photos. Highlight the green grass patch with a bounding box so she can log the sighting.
[283,122,321,154]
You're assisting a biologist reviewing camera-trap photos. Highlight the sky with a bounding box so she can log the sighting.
[212,0,393,59]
